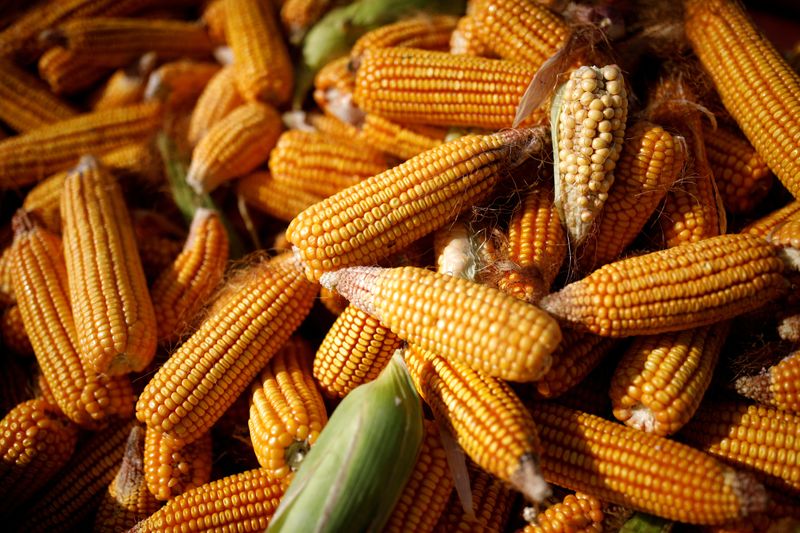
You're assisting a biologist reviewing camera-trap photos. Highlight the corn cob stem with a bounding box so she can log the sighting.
[735,351,800,415]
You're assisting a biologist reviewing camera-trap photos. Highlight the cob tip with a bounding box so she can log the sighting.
[318,266,380,317]
[734,371,773,405]
[186,159,210,195]
[510,453,551,504]
[725,469,768,517]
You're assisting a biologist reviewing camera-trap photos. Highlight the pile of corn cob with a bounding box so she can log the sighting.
[0,0,799,531]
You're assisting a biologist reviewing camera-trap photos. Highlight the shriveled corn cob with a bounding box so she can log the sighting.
[535,328,616,399]
[144,60,220,109]
[552,64,628,246]
[322,265,561,382]
[187,65,243,146]
[136,253,318,445]
[742,200,800,238]
[609,321,730,436]
[450,16,494,57]
[577,121,683,271]
[249,338,327,477]
[201,0,226,45]
[90,53,156,111]
[539,234,789,337]
[132,467,290,532]
[150,208,228,343]
[360,114,445,160]
[519,492,604,533]
[353,48,544,129]
[94,425,161,533]
[0,57,77,132]
[38,46,119,95]
[684,0,800,200]
[226,0,293,105]
[186,101,282,194]
[313,304,403,398]
[313,56,360,124]
[0,399,79,514]
[533,402,768,524]
[236,171,326,223]
[680,401,800,495]
[15,420,134,532]
[0,101,163,189]
[280,0,331,42]
[469,0,571,68]
[144,427,212,501]
[62,156,156,375]
[1,304,33,357]
[384,419,453,533]
[12,213,135,426]
[735,351,800,415]
[350,15,458,60]
[287,127,547,281]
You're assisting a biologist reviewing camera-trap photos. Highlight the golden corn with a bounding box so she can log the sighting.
[534,402,767,524]
[359,114,446,161]
[144,427,212,501]
[186,101,282,194]
[306,112,361,143]
[280,0,331,42]
[1,304,33,357]
[90,53,156,111]
[520,492,604,533]
[0,244,15,307]
[534,328,616,399]
[187,64,243,146]
[287,128,547,281]
[145,60,221,109]
[539,234,789,337]
[684,0,800,200]
[38,45,121,95]
[313,56,357,123]
[742,200,800,238]
[136,253,318,445]
[226,0,293,105]
[0,101,163,189]
[450,16,495,57]
[61,156,156,375]
[201,0,226,45]
[0,399,79,514]
[351,15,458,60]
[236,171,326,223]
[735,350,800,415]
[0,57,77,132]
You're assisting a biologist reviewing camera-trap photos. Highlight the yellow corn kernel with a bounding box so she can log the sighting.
[61,156,156,375]
[735,351,800,415]
[351,15,458,60]
[313,304,403,398]
[226,0,293,105]
[743,201,800,238]
[0,57,77,132]
[520,492,604,533]
[450,16,495,57]
[144,427,212,501]
[249,337,327,477]
[90,53,156,111]
[136,253,318,446]
[684,0,800,201]
[145,60,221,110]
[359,114,445,160]
[280,0,331,42]
[236,171,326,223]
[539,234,789,337]
[186,101,282,194]
[1,304,33,357]
[287,128,547,281]
[187,65,244,146]
[535,328,616,399]
[306,112,361,143]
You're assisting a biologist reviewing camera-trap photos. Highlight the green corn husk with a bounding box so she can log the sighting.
[619,512,674,533]
[267,351,423,533]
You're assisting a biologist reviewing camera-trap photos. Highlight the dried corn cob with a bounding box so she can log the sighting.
[0,399,79,514]
[186,101,282,194]
[136,253,318,445]
[144,60,220,109]
[313,304,403,398]
[433,462,515,533]
[519,492,604,533]
[249,338,327,477]
[684,0,800,200]
[360,114,445,160]
[353,47,543,129]
[539,234,789,337]
[552,64,628,246]
[306,111,360,143]
[533,402,767,524]
[90,53,156,111]
[62,156,156,375]
[150,208,228,343]
[1,304,33,356]
[351,15,458,60]
[313,56,361,125]
[0,245,14,307]
[577,121,683,271]
[226,0,293,105]
[0,57,77,132]
[236,171,326,223]
[735,351,800,415]
[280,0,331,42]
[450,16,494,57]
[38,46,119,95]
[609,321,730,436]
[535,328,616,398]
[144,427,212,501]
[680,401,800,495]
[187,65,243,146]
[94,425,161,533]
[287,128,546,281]
[743,201,800,238]
[201,0,226,45]
[0,101,163,189]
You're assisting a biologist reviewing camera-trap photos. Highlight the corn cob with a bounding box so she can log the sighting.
[136,253,318,445]
[132,210,186,280]
[1,304,33,356]
[318,285,350,316]
[12,213,135,426]
[313,304,403,398]
[433,461,515,533]
[201,0,226,45]
[280,0,331,42]
[552,64,628,246]
[287,127,547,281]
[226,0,293,105]
[450,16,495,57]
[313,56,361,125]
[540,234,789,337]
[350,15,458,60]
[186,101,282,194]
[680,401,800,495]
[306,111,361,143]
[353,47,544,129]
[360,114,445,160]
[0,399,79,514]
[15,420,134,532]
[0,57,77,132]
[469,0,571,68]
[187,65,243,146]
[61,156,156,375]
[609,321,730,436]
[535,328,616,399]
[0,101,163,189]
[577,121,683,271]
[94,425,162,533]
[90,53,156,111]
[684,0,800,200]
[533,402,768,524]
[0,245,13,307]
[743,201,800,238]
[144,427,212,501]
[519,492,604,533]
[144,60,220,109]
[236,171,326,223]
[249,337,327,477]
[767,218,800,252]
[150,208,228,343]
[38,46,119,95]
[735,351,800,415]
[384,419,453,533]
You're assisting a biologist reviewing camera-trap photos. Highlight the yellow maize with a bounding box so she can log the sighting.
[743,200,800,238]
[201,0,227,45]
[1,304,33,357]
[144,60,221,110]
[90,53,156,111]
[534,328,616,399]
[520,492,604,533]
[144,427,212,501]
[351,15,458,60]
[735,350,800,415]
[132,210,187,281]
[38,45,120,95]
[359,114,446,160]
[187,65,244,146]
[0,244,14,307]
[0,57,77,132]
[450,16,495,57]
[236,171,326,223]
[280,0,332,42]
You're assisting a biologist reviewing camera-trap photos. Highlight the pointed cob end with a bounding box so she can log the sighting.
[510,453,551,504]
[618,403,656,433]
[734,371,773,405]
[186,159,210,195]
[778,314,800,342]
[726,470,768,517]
[319,266,381,317]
